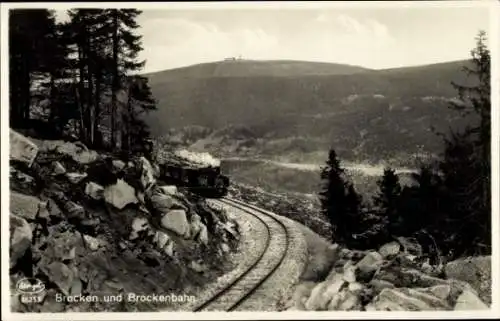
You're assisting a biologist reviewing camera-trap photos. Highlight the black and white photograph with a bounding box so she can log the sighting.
[1,1,499,318]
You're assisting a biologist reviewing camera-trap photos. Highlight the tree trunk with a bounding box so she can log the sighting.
[111,9,119,150]
[93,68,102,148]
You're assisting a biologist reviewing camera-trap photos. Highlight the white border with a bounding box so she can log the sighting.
[1,1,499,320]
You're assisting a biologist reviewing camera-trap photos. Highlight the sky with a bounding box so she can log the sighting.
[55,4,491,73]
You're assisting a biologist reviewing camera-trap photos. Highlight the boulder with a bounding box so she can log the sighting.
[10,192,41,221]
[378,241,401,259]
[304,281,329,310]
[289,282,316,310]
[356,251,384,278]
[10,130,38,167]
[453,288,489,310]
[40,262,75,296]
[137,157,156,191]
[371,288,433,311]
[66,172,87,184]
[52,161,66,175]
[63,201,86,221]
[369,279,395,293]
[129,217,150,240]
[398,287,450,309]
[150,189,187,213]
[343,264,357,283]
[82,235,106,251]
[112,160,126,171]
[190,261,208,273]
[161,209,189,237]
[39,140,98,164]
[221,243,230,253]
[444,256,491,305]
[158,185,178,196]
[103,179,138,210]
[337,290,361,311]
[85,182,104,200]
[198,224,209,245]
[396,236,423,256]
[10,214,33,268]
[152,231,171,249]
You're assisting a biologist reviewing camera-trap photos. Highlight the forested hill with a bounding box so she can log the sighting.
[143,59,473,164]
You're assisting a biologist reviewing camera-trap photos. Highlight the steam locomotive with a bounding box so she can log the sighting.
[144,140,230,198]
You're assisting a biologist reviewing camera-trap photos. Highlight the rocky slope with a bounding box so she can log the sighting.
[228,182,492,311]
[284,239,491,311]
[9,130,240,312]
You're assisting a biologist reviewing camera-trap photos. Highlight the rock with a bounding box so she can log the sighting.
[348,282,364,294]
[289,282,316,310]
[378,241,400,259]
[375,267,447,288]
[64,201,86,221]
[112,160,126,170]
[424,284,451,301]
[152,231,170,249]
[396,236,423,256]
[338,290,361,311]
[10,130,38,167]
[103,179,138,210]
[369,279,395,293]
[10,192,40,220]
[40,140,98,164]
[164,241,174,257]
[198,224,209,245]
[356,251,384,279]
[444,256,491,305]
[10,214,33,268]
[371,288,433,311]
[40,262,75,296]
[343,264,357,283]
[130,217,150,240]
[137,157,156,191]
[453,288,488,310]
[190,261,207,273]
[304,281,329,310]
[37,201,50,219]
[47,198,62,218]
[150,188,187,213]
[52,161,66,175]
[41,230,82,262]
[398,287,450,309]
[85,182,104,200]
[82,235,106,251]
[221,243,230,253]
[161,209,189,237]
[66,172,87,184]
[158,185,178,196]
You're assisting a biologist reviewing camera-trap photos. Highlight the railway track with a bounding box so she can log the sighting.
[193,197,290,311]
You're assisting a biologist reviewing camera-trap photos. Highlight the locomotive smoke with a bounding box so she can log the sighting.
[175,149,221,167]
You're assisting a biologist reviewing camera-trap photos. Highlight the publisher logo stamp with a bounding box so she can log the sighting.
[15,278,45,304]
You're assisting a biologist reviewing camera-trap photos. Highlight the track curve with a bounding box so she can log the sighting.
[193,197,290,311]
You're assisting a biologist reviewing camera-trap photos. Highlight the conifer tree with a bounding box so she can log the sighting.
[373,168,401,235]
[319,149,362,244]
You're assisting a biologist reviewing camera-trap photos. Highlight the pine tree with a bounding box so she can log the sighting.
[437,31,491,258]
[9,9,59,128]
[373,168,401,235]
[104,9,145,150]
[319,149,362,244]
[122,75,157,155]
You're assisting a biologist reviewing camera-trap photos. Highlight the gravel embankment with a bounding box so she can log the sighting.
[173,200,269,311]
[230,201,308,311]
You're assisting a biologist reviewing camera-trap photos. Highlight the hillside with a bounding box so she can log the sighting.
[143,59,475,165]
[145,59,370,82]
